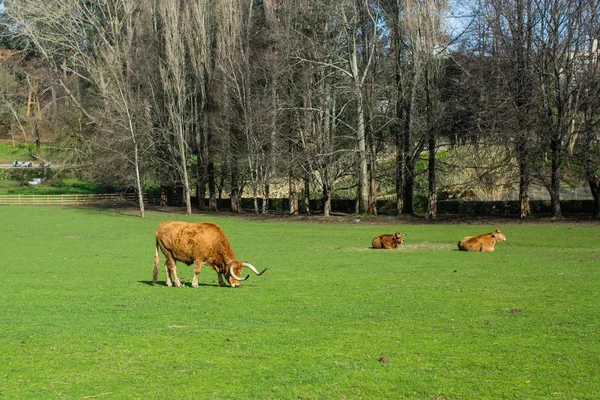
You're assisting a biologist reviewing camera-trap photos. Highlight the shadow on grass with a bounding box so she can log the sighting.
[138,280,222,288]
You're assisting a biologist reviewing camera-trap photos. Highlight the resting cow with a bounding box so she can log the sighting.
[457,228,506,252]
[153,221,268,287]
[372,232,405,249]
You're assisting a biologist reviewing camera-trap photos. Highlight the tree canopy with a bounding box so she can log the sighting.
[1,0,599,218]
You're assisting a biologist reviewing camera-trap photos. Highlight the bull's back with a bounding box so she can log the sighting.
[156,221,233,263]
[373,234,396,249]
[457,233,494,252]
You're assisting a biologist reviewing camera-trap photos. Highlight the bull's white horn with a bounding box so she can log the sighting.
[242,262,269,276]
[229,265,249,281]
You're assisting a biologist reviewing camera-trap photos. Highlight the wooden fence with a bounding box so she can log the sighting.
[0,193,145,206]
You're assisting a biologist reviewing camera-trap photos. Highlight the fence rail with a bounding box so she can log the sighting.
[0,193,144,206]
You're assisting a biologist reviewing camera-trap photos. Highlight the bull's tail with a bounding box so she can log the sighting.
[153,238,160,283]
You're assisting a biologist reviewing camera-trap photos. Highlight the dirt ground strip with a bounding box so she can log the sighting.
[140,204,600,225]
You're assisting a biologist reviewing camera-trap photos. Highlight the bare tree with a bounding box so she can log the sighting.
[340,0,381,214]
[530,0,587,218]
[575,1,600,217]
[401,0,449,219]
[7,0,154,217]
[154,0,194,215]
[0,64,28,146]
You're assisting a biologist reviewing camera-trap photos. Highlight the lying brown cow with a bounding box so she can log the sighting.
[153,221,268,287]
[372,232,405,249]
[457,228,506,252]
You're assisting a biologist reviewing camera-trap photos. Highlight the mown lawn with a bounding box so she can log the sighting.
[0,207,598,399]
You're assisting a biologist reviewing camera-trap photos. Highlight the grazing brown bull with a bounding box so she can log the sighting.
[457,228,507,252]
[372,232,405,249]
[153,221,268,287]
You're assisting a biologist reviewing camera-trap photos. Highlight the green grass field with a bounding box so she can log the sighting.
[1,207,598,399]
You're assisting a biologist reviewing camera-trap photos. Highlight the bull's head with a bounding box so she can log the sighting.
[393,232,406,244]
[227,261,269,288]
[492,228,507,241]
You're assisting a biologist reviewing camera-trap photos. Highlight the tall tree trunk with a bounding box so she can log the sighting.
[304,167,311,215]
[589,180,600,218]
[356,94,369,214]
[517,0,532,219]
[178,130,192,215]
[323,168,331,217]
[402,113,414,215]
[230,160,242,213]
[253,186,260,215]
[262,184,270,214]
[584,113,600,218]
[195,127,206,208]
[368,156,378,215]
[425,132,436,219]
[207,159,217,211]
[395,119,404,214]
[343,6,373,215]
[518,137,531,218]
[367,116,377,215]
[289,171,299,216]
[392,0,404,215]
[550,133,562,218]
[133,142,145,218]
[425,67,436,220]
[323,188,331,217]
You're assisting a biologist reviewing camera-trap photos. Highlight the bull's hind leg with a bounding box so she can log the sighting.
[164,261,174,287]
[164,256,183,287]
[191,261,205,288]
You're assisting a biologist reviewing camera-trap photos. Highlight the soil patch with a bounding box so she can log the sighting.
[134,205,600,225]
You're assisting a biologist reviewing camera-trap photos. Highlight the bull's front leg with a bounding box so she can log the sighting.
[192,261,204,288]
[217,271,227,287]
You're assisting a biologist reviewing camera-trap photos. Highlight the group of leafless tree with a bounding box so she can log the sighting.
[1,0,599,218]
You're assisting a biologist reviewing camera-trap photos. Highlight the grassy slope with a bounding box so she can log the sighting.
[0,179,106,195]
[0,207,598,399]
[0,142,37,164]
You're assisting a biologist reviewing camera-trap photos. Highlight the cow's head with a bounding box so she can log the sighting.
[393,232,405,244]
[227,260,269,288]
[492,229,507,241]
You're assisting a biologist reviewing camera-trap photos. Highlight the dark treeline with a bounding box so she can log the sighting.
[0,0,599,218]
